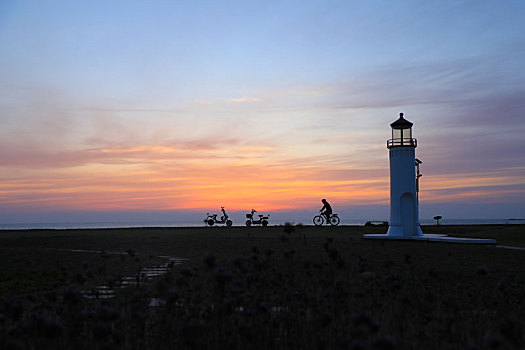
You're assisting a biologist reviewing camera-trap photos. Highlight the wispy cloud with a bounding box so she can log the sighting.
[229,97,262,103]
[193,99,215,105]
[0,137,245,169]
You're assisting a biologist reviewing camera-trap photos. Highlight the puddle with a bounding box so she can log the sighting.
[48,248,187,300]
[50,248,129,256]
[80,256,187,300]
[149,297,166,307]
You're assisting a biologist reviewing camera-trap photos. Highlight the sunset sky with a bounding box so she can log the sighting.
[1,1,524,224]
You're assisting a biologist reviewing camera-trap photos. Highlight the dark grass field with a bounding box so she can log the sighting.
[0,224,524,349]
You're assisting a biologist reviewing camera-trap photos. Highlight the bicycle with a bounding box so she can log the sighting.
[313,212,340,226]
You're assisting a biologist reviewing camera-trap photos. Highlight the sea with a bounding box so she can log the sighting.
[0,218,523,230]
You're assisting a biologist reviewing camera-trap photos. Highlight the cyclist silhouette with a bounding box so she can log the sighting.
[320,199,332,223]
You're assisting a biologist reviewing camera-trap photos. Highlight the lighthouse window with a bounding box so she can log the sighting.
[392,128,402,140]
[401,128,412,140]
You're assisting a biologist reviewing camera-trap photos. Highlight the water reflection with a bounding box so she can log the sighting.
[81,256,186,299]
[49,248,187,299]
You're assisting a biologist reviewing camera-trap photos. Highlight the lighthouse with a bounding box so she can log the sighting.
[363,113,495,243]
[386,113,423,237]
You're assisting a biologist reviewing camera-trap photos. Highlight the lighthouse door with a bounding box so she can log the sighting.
[400,193,416,236]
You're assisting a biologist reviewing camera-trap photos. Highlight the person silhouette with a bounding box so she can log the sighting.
[320,199,332,224]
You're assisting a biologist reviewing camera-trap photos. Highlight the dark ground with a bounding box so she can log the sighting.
[0,224,524,349]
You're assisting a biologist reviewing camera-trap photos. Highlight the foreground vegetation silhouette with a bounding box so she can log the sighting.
[0,224,524,349]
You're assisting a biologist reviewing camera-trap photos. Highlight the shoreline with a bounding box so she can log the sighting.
[1,222,524,232]
[1,218,522,231]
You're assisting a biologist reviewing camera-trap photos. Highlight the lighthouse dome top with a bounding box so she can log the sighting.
[390,113,413,129]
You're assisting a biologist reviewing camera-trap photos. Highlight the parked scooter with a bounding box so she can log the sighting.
[205,207,233,227]
[245,209,270,226]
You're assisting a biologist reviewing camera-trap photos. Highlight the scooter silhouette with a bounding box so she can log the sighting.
[245,209,270,227]
[205,207,233,227]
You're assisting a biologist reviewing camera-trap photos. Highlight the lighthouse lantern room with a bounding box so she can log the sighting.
[387,112,416,148]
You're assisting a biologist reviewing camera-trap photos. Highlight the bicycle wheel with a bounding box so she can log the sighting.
[330,215,340,226]
[313,215,324,226]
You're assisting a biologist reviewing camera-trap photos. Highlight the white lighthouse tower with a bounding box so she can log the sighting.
[386,113,423,237]
[363,113,495,243]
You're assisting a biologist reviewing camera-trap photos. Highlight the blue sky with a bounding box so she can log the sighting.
[1,0,525,224]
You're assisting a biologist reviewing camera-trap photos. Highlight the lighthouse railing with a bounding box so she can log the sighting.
[387,138,417,148]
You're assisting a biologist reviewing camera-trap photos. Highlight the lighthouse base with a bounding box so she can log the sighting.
[386,224,424,237]
[363,233,496,244]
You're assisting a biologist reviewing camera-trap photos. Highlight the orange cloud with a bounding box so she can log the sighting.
[1,138,524,214]
[0,154,390,212]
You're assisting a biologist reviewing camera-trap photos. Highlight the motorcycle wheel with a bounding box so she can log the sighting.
[226,220,233,227]
[313,215,324,226]
[246,220,252,226]
[330,215,340,226]
[207,219,215,226]
[262,220,268,227]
